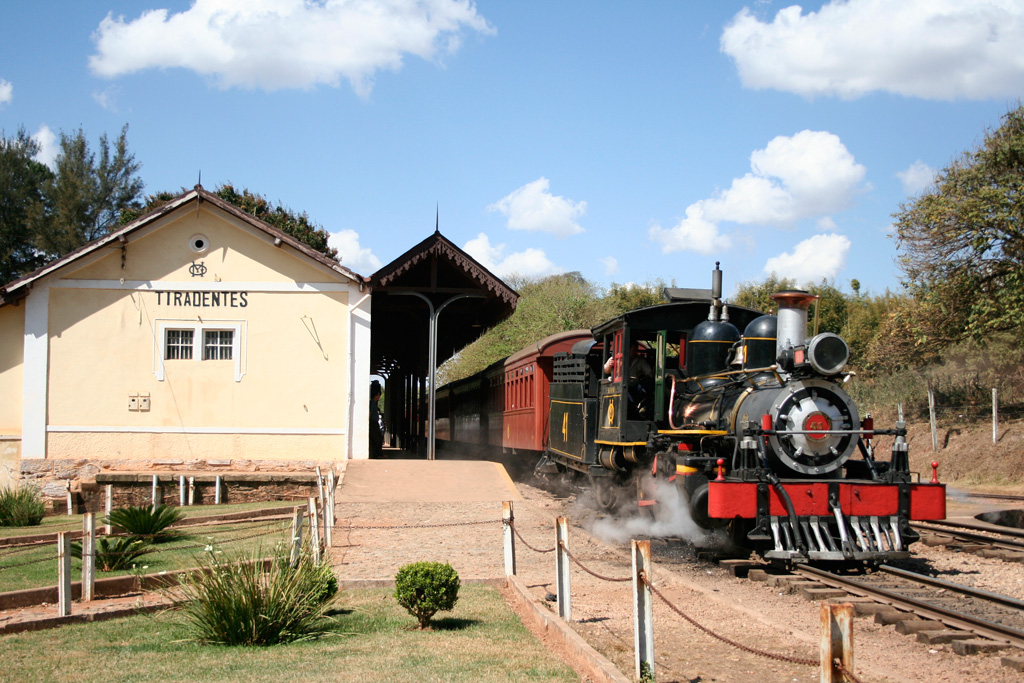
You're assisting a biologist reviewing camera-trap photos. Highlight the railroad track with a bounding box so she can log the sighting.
[962,492,1024,503]
[913,520,1024,562]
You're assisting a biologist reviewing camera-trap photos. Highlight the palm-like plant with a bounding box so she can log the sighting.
[72,535,153,571]
[0,485,46,527]
[106,504,185,543]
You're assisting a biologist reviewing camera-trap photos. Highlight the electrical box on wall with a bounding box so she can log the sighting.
[139,393,151,411]
[128,394,139,411]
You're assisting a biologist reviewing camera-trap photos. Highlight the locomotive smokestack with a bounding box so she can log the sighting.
[770,290,819,359]
[709,262,723,322]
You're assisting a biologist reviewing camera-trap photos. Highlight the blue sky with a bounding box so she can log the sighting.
[2,1,1022,297]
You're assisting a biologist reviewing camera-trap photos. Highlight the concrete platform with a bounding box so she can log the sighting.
[336,459,522,503]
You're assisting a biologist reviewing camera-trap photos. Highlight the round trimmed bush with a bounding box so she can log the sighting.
[394,561,460,629]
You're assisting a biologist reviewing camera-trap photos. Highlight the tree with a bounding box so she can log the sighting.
[604,279,669,314]
[121,184,338,260]
[733,275,849,336]
[0,129,52,283]
[37,125,144,258]
[893,103,1024,344]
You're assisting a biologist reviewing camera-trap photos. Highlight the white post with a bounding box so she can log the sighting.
[324,470,335,548]
[290,507,303,568]
[308,497,321,564]
[928,387,938,451]
[57,532,71,616]
[82,513,95,601]
[503,501,516,577]
[188,476,195,506]
[632,540,654,681]
[104,485,113,534]
[555,516,571,622]
[151,475,160,507]
[993,388,999,445]
[65,481,73,515]
[820,602,854,683]
[179,475,186,506]
[215,476,222,504]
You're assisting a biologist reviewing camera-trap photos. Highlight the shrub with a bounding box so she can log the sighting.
[174,549,338,646]
[0,485,45,527]
[72,535,153,571]
[107,504,184,543]
[394,561,460,629]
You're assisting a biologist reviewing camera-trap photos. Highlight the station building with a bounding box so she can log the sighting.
[0,186,516,490]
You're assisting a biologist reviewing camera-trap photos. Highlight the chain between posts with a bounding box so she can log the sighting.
[509,518,555,553]
[643,572,819,668]
[560,542,632,582]
[331,519,499,531]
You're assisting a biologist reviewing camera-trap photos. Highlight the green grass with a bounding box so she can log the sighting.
[0,500,302,539]
[0,586,579,683]
[0,519,294,593]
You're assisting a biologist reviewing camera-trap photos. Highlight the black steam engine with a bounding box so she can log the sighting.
[540,265,945,565]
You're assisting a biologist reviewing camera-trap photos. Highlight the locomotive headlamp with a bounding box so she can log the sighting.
[807,332,850,376]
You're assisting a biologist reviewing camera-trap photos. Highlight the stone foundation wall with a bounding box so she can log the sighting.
[18,457,339,514]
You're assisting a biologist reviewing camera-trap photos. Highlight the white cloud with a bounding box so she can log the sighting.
[463,232,562,278]
[89,0,494,96]
[650,131,864,255]
[487,177,586,237]
[763,233,851,284]
[649,204,733,255]
[92,87,120,112]
[328,229,382,274]
[896,160,937,195]
[721,1,1024,100]
[31,125,58,168]
[0,79,11,107]
[600,256,618,276]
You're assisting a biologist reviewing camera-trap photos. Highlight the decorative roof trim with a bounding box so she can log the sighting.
[371,231,518,306]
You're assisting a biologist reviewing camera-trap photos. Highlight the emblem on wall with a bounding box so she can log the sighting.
[189,261,207,278]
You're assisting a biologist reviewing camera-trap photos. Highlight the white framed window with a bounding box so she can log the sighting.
[203,330,234,360]
[165,329,194,360]
[155,320,246,382]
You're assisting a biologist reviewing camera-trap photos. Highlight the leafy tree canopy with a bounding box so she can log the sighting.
[37,124,143,259]
[123,184,338,260]
[605,279,670,315]
[0,129,52,283]
[893,103,1024,345]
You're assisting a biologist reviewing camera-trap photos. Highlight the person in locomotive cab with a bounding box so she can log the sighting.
[369,380,385,459]
[604,340,654,418]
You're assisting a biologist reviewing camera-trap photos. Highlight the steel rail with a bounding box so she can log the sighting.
[796,565,1024,649]
[879,565,1024,611]
[962,492,1024,503]
[912,521,1024,549]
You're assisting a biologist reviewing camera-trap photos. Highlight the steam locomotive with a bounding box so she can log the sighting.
[436,265,946,565]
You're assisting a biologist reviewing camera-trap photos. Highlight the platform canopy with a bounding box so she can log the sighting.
[367,229,518,456]
[369,229,517,375]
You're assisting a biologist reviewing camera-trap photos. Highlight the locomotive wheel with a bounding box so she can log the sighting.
[590,475,620,512]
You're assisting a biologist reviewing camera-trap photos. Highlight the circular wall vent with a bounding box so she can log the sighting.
[189,234,210,253]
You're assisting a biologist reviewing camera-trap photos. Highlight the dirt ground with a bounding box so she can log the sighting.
[328,448,1024,683]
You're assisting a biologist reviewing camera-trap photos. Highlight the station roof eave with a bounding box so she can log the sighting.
[368,230,518,376]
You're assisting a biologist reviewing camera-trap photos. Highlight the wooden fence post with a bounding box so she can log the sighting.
[503,501,516,577]
[104,485,113,534]
[993,388,999,445]
[65,481,73,515]
[555,516,571,622]
[215,476,222,505]
[928,386,938,451]
[179,475,186,506]
[290,507,304,568]
[820,602,854,683]
[151,475,160,506]
[188,476,196,506]
[632,540,655,682]
[57,532,71,616]
[308,497,321,564]
[82,513,95,602]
